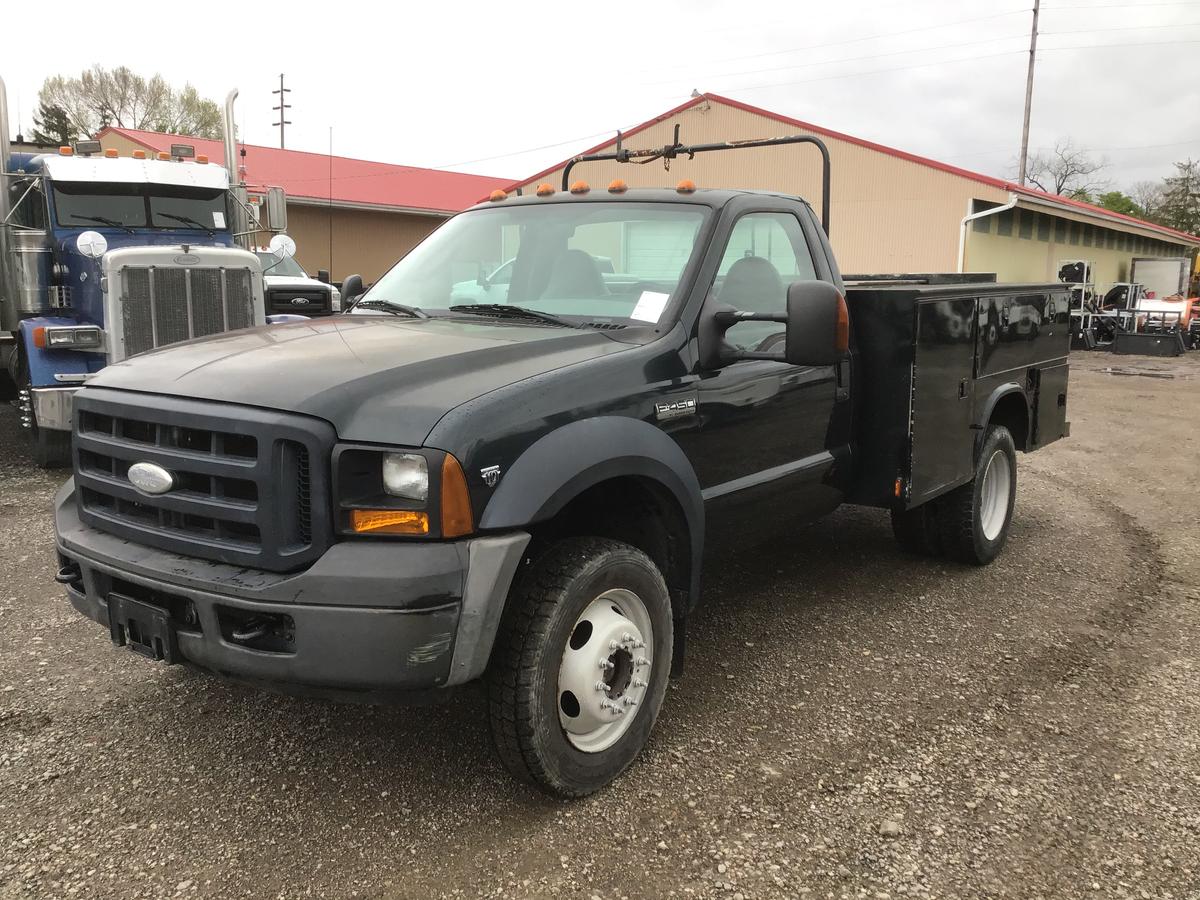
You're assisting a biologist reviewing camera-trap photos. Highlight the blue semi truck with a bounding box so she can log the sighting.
[0,78,288,466]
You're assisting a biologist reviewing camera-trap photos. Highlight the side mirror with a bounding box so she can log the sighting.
[342,273,364,306]
[268,232,296,259]
[265,186,288,232]
[700,279,847,368]
[317,269,331,284]
[782,280,848,367]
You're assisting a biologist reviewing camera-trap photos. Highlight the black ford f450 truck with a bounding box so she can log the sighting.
[53,136,1070,796]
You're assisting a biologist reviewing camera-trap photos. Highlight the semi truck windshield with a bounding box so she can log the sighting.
[52,182,229,231]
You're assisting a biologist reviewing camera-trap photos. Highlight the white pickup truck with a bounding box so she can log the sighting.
[255,237,340,318]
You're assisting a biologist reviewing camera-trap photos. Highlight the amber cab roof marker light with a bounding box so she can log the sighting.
[488,189,508,202]
[607,179,628,193]
[676,179,696,194]
[535,183,556,197]
[104,148,119,158]
[569,180,590,195]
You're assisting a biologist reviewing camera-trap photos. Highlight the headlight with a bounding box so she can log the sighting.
[75,231,108,259]
[382,452,428,501]
[43,326,104,349]
[330,287,342,312]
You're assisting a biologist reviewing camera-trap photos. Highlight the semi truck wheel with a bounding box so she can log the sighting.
[487,537,673,797]
[15,356,72,470]
[890,503,942,556]
[937,425,1017,565]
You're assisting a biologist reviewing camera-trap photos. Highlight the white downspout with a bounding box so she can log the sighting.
[958,194,1019,273]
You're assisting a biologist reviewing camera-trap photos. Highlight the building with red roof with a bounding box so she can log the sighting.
[507,93,1198,289]
[98,127,512,282]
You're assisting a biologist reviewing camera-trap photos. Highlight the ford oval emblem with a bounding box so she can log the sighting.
[290,297,309,306]
[127,461,176,495]
[173,254,200,266]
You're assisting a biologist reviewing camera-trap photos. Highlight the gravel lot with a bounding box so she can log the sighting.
[2,351,1199,900]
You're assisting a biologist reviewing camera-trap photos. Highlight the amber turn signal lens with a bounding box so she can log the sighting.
[440,453,474,538]
[535,183,555,197]
[350,509,429,535]
[32,326,47,349]
[835,295,850,354]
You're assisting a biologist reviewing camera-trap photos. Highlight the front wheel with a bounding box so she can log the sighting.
[487,537,673,797]
[15,355,72,469]
[937,425,1017,565]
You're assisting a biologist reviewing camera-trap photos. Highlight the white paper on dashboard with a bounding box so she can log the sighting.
[630,291,670,323]
[213,211,226,228]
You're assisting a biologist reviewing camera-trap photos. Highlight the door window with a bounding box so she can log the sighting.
[712,212,816,351]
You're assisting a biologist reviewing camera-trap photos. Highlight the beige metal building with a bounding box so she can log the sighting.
[508,94,1199,288]
[97,127,512,283]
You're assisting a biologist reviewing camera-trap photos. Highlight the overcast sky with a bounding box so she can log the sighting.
[5,0,1197,192]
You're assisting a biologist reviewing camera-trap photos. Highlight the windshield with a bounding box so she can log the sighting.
[355,202,709,326]
[256,252,308,277]
[52,182,229,232]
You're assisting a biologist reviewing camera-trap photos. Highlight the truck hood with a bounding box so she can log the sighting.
[87,315,633,445]
[264,274,330,290]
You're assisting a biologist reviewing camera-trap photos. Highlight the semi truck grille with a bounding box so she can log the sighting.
[73,388,334,572]
[117,265,257,359]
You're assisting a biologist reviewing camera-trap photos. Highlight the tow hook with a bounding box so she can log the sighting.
[230,620,270,643]
[54,563,82,586]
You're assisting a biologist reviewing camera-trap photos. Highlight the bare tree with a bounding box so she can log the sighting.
[37,66,222,139]
[1130,180,1165,221]
[1021,138,1109,199]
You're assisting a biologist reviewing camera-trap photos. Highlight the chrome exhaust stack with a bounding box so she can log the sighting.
[1,76,13,316]
[223,89,251,248]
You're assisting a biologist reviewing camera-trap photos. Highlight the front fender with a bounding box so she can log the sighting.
[478,416,705,607]
[16,318,102,388]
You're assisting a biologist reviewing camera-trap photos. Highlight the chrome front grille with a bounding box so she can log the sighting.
[104,246,264,362]
[73,388,334,572]
[117,265,255,359]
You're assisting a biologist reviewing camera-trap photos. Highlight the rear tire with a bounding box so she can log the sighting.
[937,425,1017,565]
[487,537,673,797]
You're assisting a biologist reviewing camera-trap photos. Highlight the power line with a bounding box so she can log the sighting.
[1042,20,1200,33]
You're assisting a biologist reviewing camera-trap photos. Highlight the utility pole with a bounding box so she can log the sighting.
[1017,0,1040,186]
[272,74,292,150]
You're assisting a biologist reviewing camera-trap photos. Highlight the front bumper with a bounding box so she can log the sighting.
[54,481,529,696]
[30,386,78,432]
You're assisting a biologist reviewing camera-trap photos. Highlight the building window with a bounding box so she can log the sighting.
[1037,213,1051,242]
[1018,210,1034,239]
[1054,218,1067,243]
[996,208,1014,237]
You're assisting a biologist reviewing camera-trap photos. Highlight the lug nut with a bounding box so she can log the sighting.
[598,659,614,671]
[594,681,608,692]
[635,657,650,668]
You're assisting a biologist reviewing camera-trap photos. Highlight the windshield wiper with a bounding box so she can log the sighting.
[449,303,574,328]
[352,298,429,318]
[66,214,135,234]
[157,212,215,235]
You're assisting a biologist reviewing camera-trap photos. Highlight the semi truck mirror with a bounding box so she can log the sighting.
[265,187,288,233]
[784,280,848,367]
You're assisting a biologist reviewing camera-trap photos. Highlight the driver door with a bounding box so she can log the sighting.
[680,211,842,529]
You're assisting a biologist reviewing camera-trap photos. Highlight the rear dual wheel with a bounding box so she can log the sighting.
[890,425,1017,566]
[487,537,673,797]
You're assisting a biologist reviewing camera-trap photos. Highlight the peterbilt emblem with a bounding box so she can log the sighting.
[480,465,502,488]
[127,462,176,495]
[290,297,309,306]
[173,254,201,266]
[655,397,697,422]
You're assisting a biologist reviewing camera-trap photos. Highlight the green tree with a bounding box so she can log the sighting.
[1094,191,1142,217]
[1157,159,1200,235]
[29,101,77,145]
[37,66,222,139]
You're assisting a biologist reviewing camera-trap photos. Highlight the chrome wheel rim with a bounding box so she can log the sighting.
[556,588,653,753]
[979,450,1012,541]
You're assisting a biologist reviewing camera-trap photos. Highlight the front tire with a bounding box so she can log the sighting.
[487,537,673,797]
[15,354,72,470]
[937,425,1017,565]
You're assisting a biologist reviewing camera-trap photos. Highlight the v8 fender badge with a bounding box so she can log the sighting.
[480,465,502,488]
[655,396,697,422]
